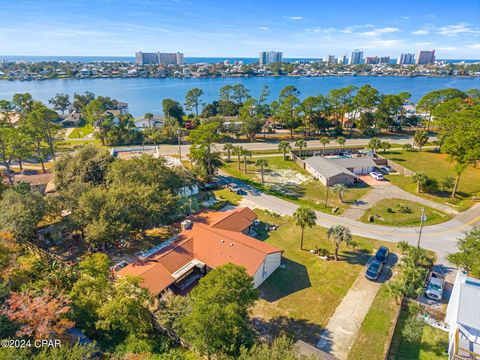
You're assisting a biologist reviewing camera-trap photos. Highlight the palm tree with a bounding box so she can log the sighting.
[368,137,382,153]
[278,141,291,161]
[232,146,243,170]
[144,112,154,128]
[293,206,317,250]
[223,143,233,162]
[327,225,352,261]
[319,136,330,155]
[337,136,346,150]
[411,173,428,193]
[242,149,252,173]
[255,159,269,183]
[413,130,429,152]
[332,183,348,203]
[295,139,307,158]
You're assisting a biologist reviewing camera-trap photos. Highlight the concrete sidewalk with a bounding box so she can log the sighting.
[317,255,397,359]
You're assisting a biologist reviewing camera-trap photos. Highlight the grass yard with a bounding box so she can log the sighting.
[251,209,395,344]
[383,150,480,211]
[360,199,452,227]
[222,157,371,215]
[388,305,448,360]
[348,285,400,360]
[213,188,242,205]
[67,124,95,138]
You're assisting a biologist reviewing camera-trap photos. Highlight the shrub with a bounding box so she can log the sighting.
[402,144,414,151]
[362,128,377,137]
[440,176,455,192]
[318,248,329,257]
[387,207,394,213]
[396,204,412,214]
[422,177,439,193]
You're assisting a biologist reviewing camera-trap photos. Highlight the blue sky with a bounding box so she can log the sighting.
[0,0,479,59]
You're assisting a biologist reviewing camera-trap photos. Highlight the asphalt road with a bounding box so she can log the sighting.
[219,173,480,264]
[117,134,430,156]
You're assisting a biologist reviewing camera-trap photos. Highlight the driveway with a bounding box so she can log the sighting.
[358,174,392,187]
[317,254,397,359]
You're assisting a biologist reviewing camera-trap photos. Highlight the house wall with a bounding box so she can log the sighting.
[348,165,375,175]
[326,173,356,186]
[253,252,282,288]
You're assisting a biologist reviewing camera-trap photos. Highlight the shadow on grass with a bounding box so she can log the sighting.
[258,258,311,303]
[341,249,372,266]
[252,316,325,344]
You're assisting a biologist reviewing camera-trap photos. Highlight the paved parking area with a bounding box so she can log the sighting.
[317,254,397,360]
[358,174,392,187]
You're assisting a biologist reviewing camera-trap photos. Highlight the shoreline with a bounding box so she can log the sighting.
[1,74,479,82]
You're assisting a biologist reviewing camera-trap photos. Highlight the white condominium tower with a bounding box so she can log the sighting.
[259,51,283,64]
[135,51,184,65]
[350,49,364,65]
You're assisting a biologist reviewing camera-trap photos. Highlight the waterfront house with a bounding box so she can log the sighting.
[445,271,480,359]
[116,207,283,296]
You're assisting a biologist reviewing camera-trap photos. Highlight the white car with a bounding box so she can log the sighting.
[425,272,444,301]
[369,171,384,181]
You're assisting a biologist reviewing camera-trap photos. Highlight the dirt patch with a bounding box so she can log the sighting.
[260,168,311,196]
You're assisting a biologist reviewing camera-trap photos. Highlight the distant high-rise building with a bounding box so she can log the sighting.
[259,51,283,64]
[340,54,348,64]
[365,56,379,65]
[397,53,415,65]
[326,55,336,64]
[350,49,364,65]
[135,51,184,65]
[379,56,390,64]
[416,50,435,65]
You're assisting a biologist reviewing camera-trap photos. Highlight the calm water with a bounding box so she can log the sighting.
[0,76,479,116]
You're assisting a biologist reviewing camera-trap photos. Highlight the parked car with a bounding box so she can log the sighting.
[378,165,392,174]
[2,169,17,176]
[375,246,389,263]
[365,260,383,281]
[369,171,384,181]
[425,272,445,301]
[227,183,241,193]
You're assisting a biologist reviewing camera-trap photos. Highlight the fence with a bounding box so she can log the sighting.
[384,296,404,360]
[375,155,416,176]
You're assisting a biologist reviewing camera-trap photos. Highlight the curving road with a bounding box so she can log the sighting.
[220,174,480,263]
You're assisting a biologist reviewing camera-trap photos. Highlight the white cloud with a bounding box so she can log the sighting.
[305,27,336,34]
[401,16,410,20]
[412,29,429,35]
[467,43,480,49]
[415,42,433,46]
[437,47,457,51]
[437,23,479,36]
[259,26,270,31]
[290,16,303,20]
[358,27,399,36]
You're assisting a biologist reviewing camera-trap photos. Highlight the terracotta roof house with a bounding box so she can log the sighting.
[117,207,283,296]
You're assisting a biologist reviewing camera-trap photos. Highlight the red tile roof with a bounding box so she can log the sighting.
[117,208,282,295]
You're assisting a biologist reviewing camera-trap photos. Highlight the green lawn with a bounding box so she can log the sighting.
[251,210,396,343]
[383,150,480,211]
[360,199,452,227]
[67,124,95,138]
[213,188,242,205]
[348,285,400,360]
[222,157,371,215]
[388,305,448,360]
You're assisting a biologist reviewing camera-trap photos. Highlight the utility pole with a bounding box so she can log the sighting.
[324,186,329,207]
[417,207,426,248]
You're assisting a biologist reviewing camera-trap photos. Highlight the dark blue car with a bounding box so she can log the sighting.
[365,260,383,281]
[375,246,389,263]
